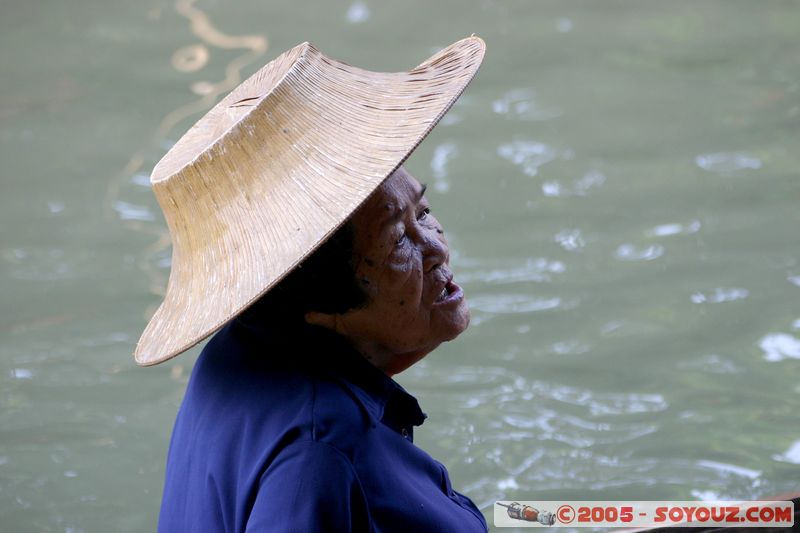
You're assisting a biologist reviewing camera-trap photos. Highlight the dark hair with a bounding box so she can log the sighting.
[236,221,369,334]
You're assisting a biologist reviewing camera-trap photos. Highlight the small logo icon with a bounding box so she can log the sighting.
[496,502,556,525]
[556,504,575,524]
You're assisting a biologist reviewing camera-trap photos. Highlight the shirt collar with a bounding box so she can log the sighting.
[326,340,428,430]
[232,316,428,429]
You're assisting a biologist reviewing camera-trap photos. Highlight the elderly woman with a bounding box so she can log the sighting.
[135,38,487,532]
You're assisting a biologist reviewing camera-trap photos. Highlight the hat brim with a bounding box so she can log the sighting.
[134,36,486,366]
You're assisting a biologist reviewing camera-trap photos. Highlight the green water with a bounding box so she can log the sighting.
[1,1,799,531]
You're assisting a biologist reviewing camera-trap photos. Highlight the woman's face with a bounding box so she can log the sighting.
[306,166,470,375]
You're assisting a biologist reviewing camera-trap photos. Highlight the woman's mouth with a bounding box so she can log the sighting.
[433,279,463,306]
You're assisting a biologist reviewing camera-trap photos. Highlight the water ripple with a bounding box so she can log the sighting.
[538,382,669,416]
[555,17,574,33]
[492,88,562,121]
[678,354,741,374]
[759,332,800,362]
[646,220,701,237]
[543,169,606,198]
[692,489,725,501]
[695,152,762,176]
[614,243,664,261]
[1,247,91,281]
[690,287,749,304]
[171,44,209,72]
[497,139,559,177]
[469,293,564,314]
[554,228,585,251]
[345,1,370,24]
[439,113,462,127]
[408,364,510,389]
[10,368,34,380]
[458,257,565,284]
[47,201,65,214]
[423,368,670,418]
[430,141,458,192]
[696,460,761,480]
[130,173,151,187]
[113,200,155,222]
[496,477,519,490]
[495,407,658,450]
[550,339,590,355]
[772,440,800,464]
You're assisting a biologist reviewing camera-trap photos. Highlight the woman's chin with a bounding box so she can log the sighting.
[438,302,471,342]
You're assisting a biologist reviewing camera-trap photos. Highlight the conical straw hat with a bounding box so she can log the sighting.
[134,36,486,366]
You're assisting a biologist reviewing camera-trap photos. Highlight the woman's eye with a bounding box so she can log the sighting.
[418,207,431,220]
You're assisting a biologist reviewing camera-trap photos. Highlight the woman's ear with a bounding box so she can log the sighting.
[304,311,338,331]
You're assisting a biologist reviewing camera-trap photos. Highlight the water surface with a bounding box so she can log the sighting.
[1,1,799,531]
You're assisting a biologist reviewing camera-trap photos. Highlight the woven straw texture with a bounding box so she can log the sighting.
[135,36,486,366]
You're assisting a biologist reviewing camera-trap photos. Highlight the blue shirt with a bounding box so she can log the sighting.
[158,316,488,532]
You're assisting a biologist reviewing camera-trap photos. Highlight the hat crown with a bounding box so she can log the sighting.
[152,42,312,184]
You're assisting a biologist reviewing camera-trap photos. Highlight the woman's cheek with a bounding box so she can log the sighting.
[425,216,446,237]
[386,249,415,276]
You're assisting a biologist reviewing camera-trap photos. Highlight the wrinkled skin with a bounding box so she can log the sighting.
[305,166,470,375]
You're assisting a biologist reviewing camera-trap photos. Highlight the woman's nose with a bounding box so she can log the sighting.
[421,229,449,273]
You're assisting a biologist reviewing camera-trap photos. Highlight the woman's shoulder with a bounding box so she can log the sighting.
[181,320,375,452]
